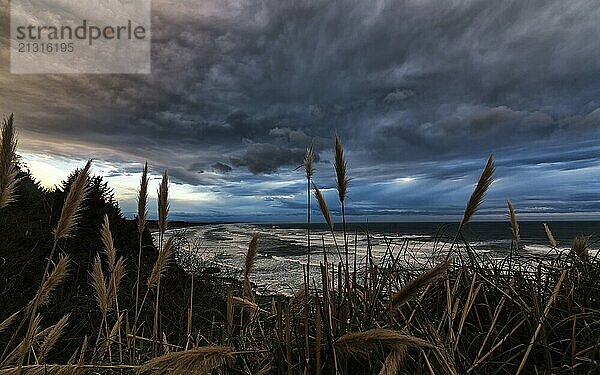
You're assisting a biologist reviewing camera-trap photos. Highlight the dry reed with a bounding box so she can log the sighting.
[335,328,433,356]
[507,200,519,249]
[134,162,149,352]
[53,160,91,241]
[571,235,589,261]
[39,315,70,363]
[157,170,169,236]
[100,215,124,312]
[390,261,450,311]
[334,136,349,204]
[147,237,174,289]
[243,234,259,301]
[137,346,233,374]
[0,364,132,375]
[543,223,557,248]
[101,215,116,272]
[334,135,351,285]
[515,270,567,374]
[14,314,41,368]
[312,182,333,231]
[459,155,495,229]
[29,254,70,311]
[91,254,109,316]
[137,162,149,235]
[107,258,125,311]
[304,144,315,180]
[149,234,174,353]
[378,346,408,375]
[304,145,315,285]
[0,113,19,209]
[0,313,19,335]
[231,297,267,315]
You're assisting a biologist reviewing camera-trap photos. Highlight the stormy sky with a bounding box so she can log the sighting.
[2,0,600,222]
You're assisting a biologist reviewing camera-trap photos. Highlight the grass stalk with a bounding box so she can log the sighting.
[446,155,495,260]
[134,162,149,355]
[515,270,567,375]
[0,113,19,209]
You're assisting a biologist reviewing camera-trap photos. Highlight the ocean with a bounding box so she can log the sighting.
[167,221,600,296]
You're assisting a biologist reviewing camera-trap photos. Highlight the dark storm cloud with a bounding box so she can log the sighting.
[231,142,306,174]
[211,162,232,173]
[2,0,600,219]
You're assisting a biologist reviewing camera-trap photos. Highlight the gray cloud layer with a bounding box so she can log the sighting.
[2,0,600,220]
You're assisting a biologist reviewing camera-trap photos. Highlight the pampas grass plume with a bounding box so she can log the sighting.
[138,162,149,234]
[312,182,334,231]
[54,160,92,241]
[390,261,449,311]
[138,345,233,374]
[460,155,495,228]
[0,113,19,209]
[157,170,169,234]
[335,328,433,356]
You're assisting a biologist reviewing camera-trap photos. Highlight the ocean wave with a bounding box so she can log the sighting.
[175,223,599,295]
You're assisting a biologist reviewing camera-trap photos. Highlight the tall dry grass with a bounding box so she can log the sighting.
[138,345,233,374]
[0,113,19,209]
[507,200,520,250]
[243,234,259,302]
[3,157,90,374]
[134,162,149,353]
[152,170,170,355]
[2,117,600,374]
[304,145,315,284]
[446,154,495,260]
